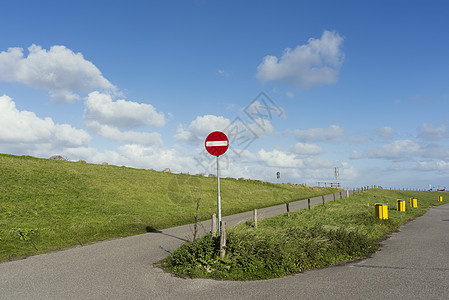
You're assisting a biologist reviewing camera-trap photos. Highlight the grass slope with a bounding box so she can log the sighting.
[0,153,337,262]
[164,189,447,280]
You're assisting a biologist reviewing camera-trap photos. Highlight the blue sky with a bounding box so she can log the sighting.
[1,0,448,189]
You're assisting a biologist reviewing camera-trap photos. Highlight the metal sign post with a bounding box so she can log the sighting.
[216,156,221,235]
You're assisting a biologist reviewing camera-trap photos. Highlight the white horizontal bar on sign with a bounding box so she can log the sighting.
[206,141,228,147]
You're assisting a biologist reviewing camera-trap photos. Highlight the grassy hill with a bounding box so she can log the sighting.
[0,153,337,262]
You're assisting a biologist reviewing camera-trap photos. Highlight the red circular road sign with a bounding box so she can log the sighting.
[205,131,229,156]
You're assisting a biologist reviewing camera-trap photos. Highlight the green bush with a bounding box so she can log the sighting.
[164,225,378,280]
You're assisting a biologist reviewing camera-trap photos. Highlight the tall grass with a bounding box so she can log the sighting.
[0,153,336,262]
[164,189,446,280]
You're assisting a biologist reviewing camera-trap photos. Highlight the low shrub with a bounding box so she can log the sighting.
[164,225,378,280]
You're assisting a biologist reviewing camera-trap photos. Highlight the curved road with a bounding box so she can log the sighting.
[1,194,448,299]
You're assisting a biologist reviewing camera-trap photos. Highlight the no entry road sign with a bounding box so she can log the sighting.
[205,131,229,237]
[205,131,229,156]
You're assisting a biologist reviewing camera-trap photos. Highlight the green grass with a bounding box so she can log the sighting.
[164,189,447,280]
[0,153,337,262]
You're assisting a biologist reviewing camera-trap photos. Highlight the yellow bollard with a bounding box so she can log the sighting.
[410,197,418,208]
[439,195,443,202]
[375,203,388,220]
[397,199,406,212]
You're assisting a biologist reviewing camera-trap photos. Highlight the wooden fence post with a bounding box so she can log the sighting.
[253,209,258,228]
[220,221,226,258]
[308,198,311,210]
[286,203,290,217]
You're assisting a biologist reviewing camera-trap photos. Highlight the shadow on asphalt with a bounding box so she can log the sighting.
[147,228,189,243]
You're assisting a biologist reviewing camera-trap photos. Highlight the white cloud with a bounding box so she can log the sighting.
[241,148,332,171]
[247,118,274,138]
[292,142,325,156]
[294,125,344,143]
[340,162,359,181]
[0,94,91,155]
[256,30,344,88]
[84,92,165,129]
[364,140,421,160]
[376,126,395,139]
[421,144,449,160]
[418,123,447,141]
[353,139,449,164]
[175,115,231,146]
[256,149,304,168]
[115,144,194,171]
[0,45,116,102]
[417,160,449,172]
[83,92,165,146]
[85,121,163,147]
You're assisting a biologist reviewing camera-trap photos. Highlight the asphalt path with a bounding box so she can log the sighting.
[1,193,448,299]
